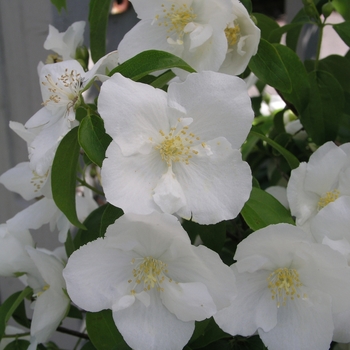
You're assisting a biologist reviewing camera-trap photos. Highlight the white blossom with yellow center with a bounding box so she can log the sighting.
[287,141,350,228]
[63,212,237,350]
[214,223,350,350]
[100,71,254,224]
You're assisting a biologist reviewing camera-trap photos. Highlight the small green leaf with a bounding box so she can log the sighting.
[52,127,85,229]
[78,114,112,167]
[285,8,309,51]
[269,23,308,44]
[86,310,131,350]
[150,70,176,89]
[74,204,109,249]
[250,130,300,170]
[100,204,124,237]
[109,50,195,80]
[4,340,31,350]
[89,0,112,62]
[248,39,292,93]
[333,21,350,46]
[241,187,295,231]
[12,300,30,329]
[333,0,350,20]
[50,0,66,13]
[0,288,32,340]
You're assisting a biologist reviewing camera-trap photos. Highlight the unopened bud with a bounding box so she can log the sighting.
[322,2,334,18]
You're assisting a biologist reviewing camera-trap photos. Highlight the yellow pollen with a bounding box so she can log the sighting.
[317,189,340,210]
[155,3,197,38]
[155,127,200,166]
[130,257,168,293]
[30,170,49,193]
[267,268,303,308]
[34,284,50,298]
[225,23,241,46]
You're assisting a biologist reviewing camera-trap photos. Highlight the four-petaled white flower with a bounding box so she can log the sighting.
[44,21,86,62]
[118,0,260,76]
[214,223,350,350]
[100,71,253,224]
[287,141,350,229]
[63,212,236,350]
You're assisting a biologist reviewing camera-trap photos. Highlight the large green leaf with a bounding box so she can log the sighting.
[333,21,350,46]
[333,0,350,20]
[109,50,195,80]
[301,70,344,144]
[52,127,85,229]
[78,114,112,167]
[0,288,32,340]
[99,203,124,237]
[89,0,112,62]
[252,13,280,41]
[274,44,310,114]
[248,39,292,93]
[250,130,300,170]
[3,340,31,350]
[86,310,131,350]
[241,187,295,231]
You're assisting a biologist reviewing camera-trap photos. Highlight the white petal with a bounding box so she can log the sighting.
[167,71,253,148]
[98,73,169,155]
[259,290,333,350]
[113,289,195,350]
[63,237,136,312]
[102,141,166,215]
[161,281,216,321]
[175,139,252,223]
[153,167,187,214]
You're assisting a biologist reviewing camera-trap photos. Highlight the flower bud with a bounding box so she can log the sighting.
[322,2,334,18]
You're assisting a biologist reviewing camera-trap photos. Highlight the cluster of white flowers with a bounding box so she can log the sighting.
[2,1,350,350]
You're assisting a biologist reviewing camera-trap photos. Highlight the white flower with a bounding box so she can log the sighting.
[63,212,236,350]
[44,21,85,61]
[25,51,118,176]
[218,0,261,75]
[25,246,70,350]
[214,223,350,350]
[287,141,350,228]
[118,0,259,76]
[100,71,253,224]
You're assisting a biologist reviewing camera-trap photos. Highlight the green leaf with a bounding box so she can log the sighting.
[248,39,292,93]
[189,319,211,343]
[273,44,310,114]
[285,8,309,51]
[89,0,112,62]
[250,130,300,170]
[100,203,124,237]
[64,230,75,258]
[241,187,295,231]
[80,342,97,350]
[269,23,308,44]
[50,0,66,13]
[66,305,83,320]
[0,288,32,340]
[333,21,350,46]
[253,13,280,41]
[301,70,344,144]
[333,0,350,20]
[52,127,85,229]
[74,204,108,249]
[150,70,176,89]
[78,114,112,167]
[12,300,30,329]
[189,318,229,349]
[86,310,131,350]
[109,50,195,80]
[4,340,31,350]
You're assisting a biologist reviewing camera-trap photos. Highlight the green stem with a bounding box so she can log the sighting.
[315,21,326,70]
[77,177,104,196]
[2,332,30,338]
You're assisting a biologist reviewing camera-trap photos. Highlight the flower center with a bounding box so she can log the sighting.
[129,257,169,293]
[154,3,197,40]
[33,284,50,298]
[225,23,241,47]
[30,170,49,193]
[155,125,200,166]
[267,268,304,308]
[45,53,63,64]
[42,69,83,111]
[317,189,340,210]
